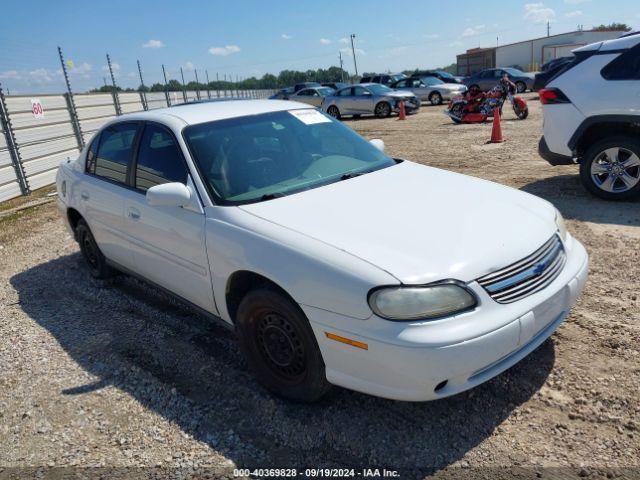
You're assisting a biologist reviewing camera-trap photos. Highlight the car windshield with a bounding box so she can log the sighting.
[367,84,393,95]
[422,76,444,86]
[183,109,396,204]
[503,68,524,76]
[436,70,454,79]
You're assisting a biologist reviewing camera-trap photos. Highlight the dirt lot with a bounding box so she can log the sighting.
[1,95,639,479]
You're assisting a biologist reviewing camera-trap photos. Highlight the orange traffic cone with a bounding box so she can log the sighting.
[398,101,406,120]
[489,108,504,143]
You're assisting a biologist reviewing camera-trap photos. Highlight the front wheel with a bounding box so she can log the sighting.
[235,288,332,402]
[326,105,341,119]
[515,81,526,93]
[429,91,443,106]
[76,219,114,279]
[579,136,640,200]
[514,104,528,120]
[374,102,391,118]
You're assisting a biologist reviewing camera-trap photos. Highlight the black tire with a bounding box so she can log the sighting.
[326,105,341,119]
[514,105,529,120]
[469,84,480,92]
[449,103,464,123]
[515,81,526,94]
[429,91,443,106]
[374,101,391,118]
[235,288,331,402]
[76,219,114,279]
[579,136,640,201]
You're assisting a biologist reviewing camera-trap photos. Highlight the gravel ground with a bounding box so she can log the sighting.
[0,95,639,480]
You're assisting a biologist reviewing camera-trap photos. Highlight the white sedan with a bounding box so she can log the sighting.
[56,100,588,402]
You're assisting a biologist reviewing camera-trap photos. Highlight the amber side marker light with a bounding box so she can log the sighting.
[325,332,368,350]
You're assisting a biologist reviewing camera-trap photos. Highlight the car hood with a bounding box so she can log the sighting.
[239,161,557,284]
[387,91,416,99]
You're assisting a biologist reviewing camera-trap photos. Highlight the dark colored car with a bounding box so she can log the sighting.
[269,87,295,100]
[293,82,321,92]
[410,70,463,84]
[533,57,574,91]
[463,67,534,93]
[359,73,406,86]
[322,82,349,90]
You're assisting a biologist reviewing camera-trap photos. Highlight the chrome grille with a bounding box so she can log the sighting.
[477,235,566,304]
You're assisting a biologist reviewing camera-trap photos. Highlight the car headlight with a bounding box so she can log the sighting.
[368,282,477,321]
[555,209,568,242]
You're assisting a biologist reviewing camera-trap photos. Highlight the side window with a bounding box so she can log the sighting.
[353,86,369,96]
[85,134,100,174]
[298,89,310,96]
[395,80,407,88]
[135,124,189,191]
[601,45,640,80]
[93,123,138,184]
[338,88,352,96]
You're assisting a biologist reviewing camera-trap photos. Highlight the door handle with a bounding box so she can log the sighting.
[127,207,141,220]
[80,192,89,201]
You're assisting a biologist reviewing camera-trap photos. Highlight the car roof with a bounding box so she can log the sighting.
[103,99,311,127]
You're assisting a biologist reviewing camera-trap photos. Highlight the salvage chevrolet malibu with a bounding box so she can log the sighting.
[56,100,588,402]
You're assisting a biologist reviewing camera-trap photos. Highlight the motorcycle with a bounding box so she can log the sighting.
[445,76,529,123]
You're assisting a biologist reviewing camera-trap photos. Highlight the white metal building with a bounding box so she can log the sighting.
[495,29,627,71]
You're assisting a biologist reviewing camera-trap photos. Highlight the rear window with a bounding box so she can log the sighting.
[601,44,640,80]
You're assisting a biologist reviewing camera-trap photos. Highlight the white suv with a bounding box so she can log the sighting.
[538,32,640,200]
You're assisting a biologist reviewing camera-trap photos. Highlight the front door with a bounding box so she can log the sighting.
[122,122,215,313]
[351,86,374,113]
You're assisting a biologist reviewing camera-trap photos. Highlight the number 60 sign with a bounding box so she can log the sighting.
[30,98,45,119]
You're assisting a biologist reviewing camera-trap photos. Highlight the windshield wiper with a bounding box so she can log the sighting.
[340,171,366,181]
[260,192,286,201]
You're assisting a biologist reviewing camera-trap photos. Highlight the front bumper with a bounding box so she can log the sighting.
[539,136,575,166]
[393,99,420,114]
[304,236,588,401]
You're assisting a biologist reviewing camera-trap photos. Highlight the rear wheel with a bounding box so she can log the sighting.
[374,102,391,118]
[514,104,529,120]
[429,91,443,106]
[515,81,526,93]
[326,105,341,119]
[235,288,331,402]
[76,219,114,279]
[449,103,464,123]
[579,136,640,200]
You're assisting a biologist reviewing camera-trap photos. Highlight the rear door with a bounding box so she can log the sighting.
[121,122,215,312]
[81,122,141,268]
[352,86,374,113]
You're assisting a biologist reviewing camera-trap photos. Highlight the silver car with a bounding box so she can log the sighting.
[289,86,336,108]
[392,77,467,105]
[321,83,419,119]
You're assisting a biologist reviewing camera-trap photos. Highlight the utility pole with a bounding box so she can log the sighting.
[547,21,550,37]
[338,51,345,82]
[350,34,358,78]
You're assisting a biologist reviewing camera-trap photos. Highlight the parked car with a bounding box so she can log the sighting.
[56,99,588,402]
[293,82,321,92]
[533,57,574,91]
[464,68,534,93]
[359,73,406,86]
[322,83,419,118]
[410,70,463,84]
[538,33,640,200]
[290,86,335,107]
[322,82,349,90]
[391,76,467,105]
[269,88,294,100]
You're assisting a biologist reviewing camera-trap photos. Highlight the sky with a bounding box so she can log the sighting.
[0,0,638,94]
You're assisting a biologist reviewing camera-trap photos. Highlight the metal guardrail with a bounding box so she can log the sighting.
[0,83,277,202]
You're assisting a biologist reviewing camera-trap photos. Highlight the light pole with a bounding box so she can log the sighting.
[338,51,345,82]
[350,34,358,78]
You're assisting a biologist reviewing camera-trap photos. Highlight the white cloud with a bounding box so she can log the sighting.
[339,47,365,57]
[319,38,332,45]
[281,34,292,40]
[524,3,556,23]
[208,45,241,56]
[0,70,21,80]
[67,62,92,79]
[462,24,486,37]
[339,37,349,44]
[183,61,194,71]
[565,10,582,17]
[142,39,165,48]
[29,68,55,83]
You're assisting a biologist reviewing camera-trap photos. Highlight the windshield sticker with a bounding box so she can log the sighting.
[288,109,331,125]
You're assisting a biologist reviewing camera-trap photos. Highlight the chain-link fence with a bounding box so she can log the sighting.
[0,50,277,203]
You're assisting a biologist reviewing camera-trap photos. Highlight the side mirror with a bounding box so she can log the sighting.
[370,139,385,152]
[146,182,191,207]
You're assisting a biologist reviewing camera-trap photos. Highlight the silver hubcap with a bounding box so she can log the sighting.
[431,93,441,105]
[590,147,640,193]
